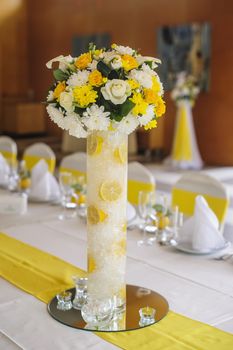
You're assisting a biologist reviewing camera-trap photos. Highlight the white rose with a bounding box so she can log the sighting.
[101,79,131,105]
[59,91,74,112]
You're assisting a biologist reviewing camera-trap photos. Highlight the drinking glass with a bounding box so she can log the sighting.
[58,172,77,220]
[137,191,157,246]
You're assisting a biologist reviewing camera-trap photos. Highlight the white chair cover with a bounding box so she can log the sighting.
[59,152,86,176]
[23,143,56,173]
[172,172,229,230]
[128,161,155,204]
[0,136,17,165]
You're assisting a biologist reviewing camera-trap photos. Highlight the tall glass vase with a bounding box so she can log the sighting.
[86,130,128,311]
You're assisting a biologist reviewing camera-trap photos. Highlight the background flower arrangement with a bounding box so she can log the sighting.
[46,43,166,137]
[171,72,200,105]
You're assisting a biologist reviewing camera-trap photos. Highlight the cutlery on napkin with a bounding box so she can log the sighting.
[0,153,10,186]
[178,195,225,252]
[29,159,60,201]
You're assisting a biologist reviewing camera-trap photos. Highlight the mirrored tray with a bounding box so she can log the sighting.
[48,284,169,332]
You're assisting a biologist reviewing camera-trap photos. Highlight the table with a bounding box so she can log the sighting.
[1,194,233,349]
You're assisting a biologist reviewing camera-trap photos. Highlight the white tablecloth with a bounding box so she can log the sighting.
[0,194,233,349]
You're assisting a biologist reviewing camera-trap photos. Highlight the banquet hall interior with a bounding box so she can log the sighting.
[1,0,233,349]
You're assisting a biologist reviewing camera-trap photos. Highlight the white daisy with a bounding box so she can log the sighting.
[128,69,152,89]
[138,105,154,126]
[67,70,89,87]
[46,90,54,102]
[88,59,98,71]
[116,114,139,135]
[82,104,110,131]
[65,112,87,138]
[46,105,65,129]
[141,63,156,76]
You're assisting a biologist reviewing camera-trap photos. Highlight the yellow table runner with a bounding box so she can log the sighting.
[1,232,233,350]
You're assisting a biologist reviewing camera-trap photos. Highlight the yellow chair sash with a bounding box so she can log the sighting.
[0,150,17,166]
[172,104,192,161]
[172,188,229,223]
[59,166,86,178]
[1,232,232,350]
[23,154,55,173]
[128,180,155,205]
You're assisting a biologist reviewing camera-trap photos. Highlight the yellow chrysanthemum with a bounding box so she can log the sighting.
[144,88,160,104]
[121,54,138,71]
[111,43,117,49]
[75,52,92,70]
[130,92,148,115]
[88,70,107,87]
[144,119,157,130]
[128,79,140,90]
[154,96,166,117]
[152,76,161,93]
[53,81,66,100]
[73,85,97,108]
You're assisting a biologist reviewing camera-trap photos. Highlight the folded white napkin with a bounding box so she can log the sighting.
[0,153,10,186]
[29,159,60,201]
[178,195,225,252]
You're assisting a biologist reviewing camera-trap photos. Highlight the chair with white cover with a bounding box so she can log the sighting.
[128,161,155,205]
[23,143,56,173]
[171,173,229,230]
[0,136,17,166]
[59,152,86,178]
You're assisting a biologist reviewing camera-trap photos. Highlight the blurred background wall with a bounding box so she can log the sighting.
[0,0,233,165]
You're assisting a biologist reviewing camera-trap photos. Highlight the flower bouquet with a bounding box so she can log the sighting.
[46,43,165,315]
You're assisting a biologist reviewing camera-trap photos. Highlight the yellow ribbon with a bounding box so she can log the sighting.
[0,232,232,349]
[172,188,229,223]
[59,167,86,178]
[23,154,56,173]
[128,180,155,205]
[172,104,192,161]
[0,150,17,166]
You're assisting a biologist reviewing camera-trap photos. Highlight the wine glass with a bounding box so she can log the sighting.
[137,191,157,246]
[58,172,77,220]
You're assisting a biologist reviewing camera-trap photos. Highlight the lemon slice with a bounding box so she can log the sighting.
[87,205,108,224]
[100,180,122,201]
[88,255,96,272]
[114,143,127,164]
[87,134,103,156]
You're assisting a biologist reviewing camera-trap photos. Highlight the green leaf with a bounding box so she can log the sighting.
[53,69,69,81]
[97,61,111,77]
[74,106,85,115]
[119,99,135,116]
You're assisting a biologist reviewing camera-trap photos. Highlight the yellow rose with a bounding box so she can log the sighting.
[88,70,106,87]
[53,81,66,100]
[121,54,138,71]
[75,52,92,70]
